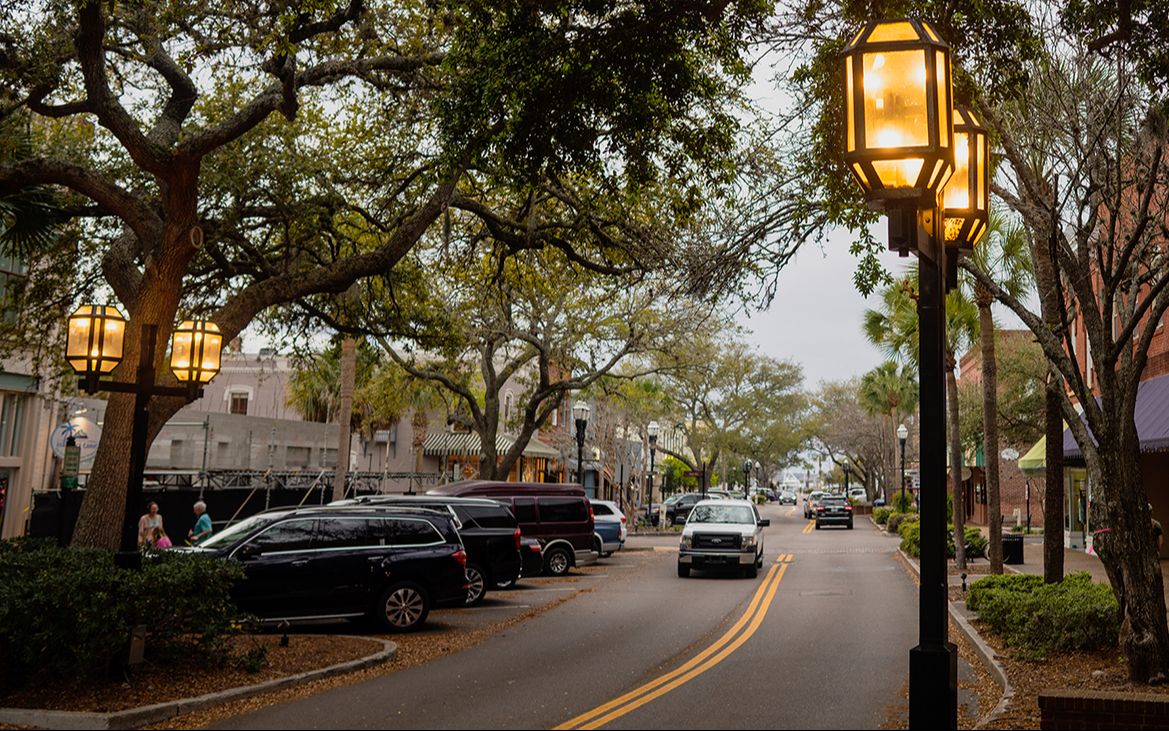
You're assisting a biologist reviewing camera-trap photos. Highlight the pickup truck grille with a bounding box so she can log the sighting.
[693,533,741,550]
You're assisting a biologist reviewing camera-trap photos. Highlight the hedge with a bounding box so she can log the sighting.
[887,512,919,535]
[899,522,987,560]
[0,539,248,688]
[874,507,894,525]
[965,572,1118,657]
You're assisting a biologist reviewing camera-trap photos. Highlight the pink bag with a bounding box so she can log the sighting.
[155,536,173,548]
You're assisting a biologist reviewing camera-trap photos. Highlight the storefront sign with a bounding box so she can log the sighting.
[51,418,102,469]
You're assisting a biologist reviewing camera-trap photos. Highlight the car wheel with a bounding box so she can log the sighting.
[744,564,758,579]
[464,563,488,607]
[377,582,430,632]
[544,546,572,576]
[594,537,604,557]
[677,564,690,578]
[847,521,854,530]
[815,521,821,530]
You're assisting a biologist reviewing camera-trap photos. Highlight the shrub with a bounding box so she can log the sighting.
[888,511,919,535]
[890,491,915,513]
[874,507,894,525]
[966,572,1118,657]
[0,539,247,687]
[897,523,986,560]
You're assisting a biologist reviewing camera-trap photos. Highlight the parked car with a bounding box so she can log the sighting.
[191,505,468,631]
[778,491,797,505]
[666,493,707,526]
[645,501,663,527]
[847,487,868,504]
[677,500,770,578]
[803,491,829,519]
[815,495,854,529]
[589,500,627,557]
[512,537,544,587]
[428,481,597,576]
[330,495,521,606]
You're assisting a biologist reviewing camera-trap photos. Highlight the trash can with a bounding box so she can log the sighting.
[1002,533,1024,565]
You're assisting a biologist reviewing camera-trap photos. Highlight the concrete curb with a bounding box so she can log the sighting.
[0,636,397,730]
[897,550,1013,729]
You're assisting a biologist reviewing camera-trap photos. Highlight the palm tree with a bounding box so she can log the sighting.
[859,361,918,502]
[864,264,979,568]
[963,213,1034,573]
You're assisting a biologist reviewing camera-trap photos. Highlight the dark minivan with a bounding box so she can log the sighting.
[428,481,598,576]
[192,505,468,631]
[331,495,522,605]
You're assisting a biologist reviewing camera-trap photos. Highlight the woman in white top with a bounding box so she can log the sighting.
[138,501,164,547]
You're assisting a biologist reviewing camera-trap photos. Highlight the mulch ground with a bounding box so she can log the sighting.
[0,634,380,714]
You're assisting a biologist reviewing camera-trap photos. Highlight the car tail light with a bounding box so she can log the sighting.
[620,516,627,523]
[816,506,825,511]
[452,549,467,567]
[589,506,595,522]
[845,505,853,511]
[514,527,522,551]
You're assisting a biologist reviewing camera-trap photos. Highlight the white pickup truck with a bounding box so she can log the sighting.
[677,500,770,579]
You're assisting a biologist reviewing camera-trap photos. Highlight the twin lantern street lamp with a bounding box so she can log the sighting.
[646,421,659,526]
[842,19,990,731]
[66,305,223,566]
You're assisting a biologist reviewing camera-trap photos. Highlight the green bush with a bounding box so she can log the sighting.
[888,511,919,535]
[966,572,1118,657]
[890,491,915,513]
[0,539,247,687]
[874,507,894,525]
[898,523,987,560]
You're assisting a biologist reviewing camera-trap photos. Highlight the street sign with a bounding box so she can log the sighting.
[63,441,81,477]
[683,470,702,478]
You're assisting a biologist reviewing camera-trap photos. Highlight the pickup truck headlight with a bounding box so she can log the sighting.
[680,535,692,549]
[741,534,758,549]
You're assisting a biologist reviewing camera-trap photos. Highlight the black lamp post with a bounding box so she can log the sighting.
[573,401,590,488]
[898,423,909,509]
[842,19,988,730]
[66,308,223,568]
[743,459,752,500]
[647,421,659,526]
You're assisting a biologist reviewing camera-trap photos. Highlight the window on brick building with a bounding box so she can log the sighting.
[229,392,249,415]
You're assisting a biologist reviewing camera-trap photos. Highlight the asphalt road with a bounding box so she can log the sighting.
[216,504,925,730]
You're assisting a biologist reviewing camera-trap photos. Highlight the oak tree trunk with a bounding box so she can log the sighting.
[331,337,356,502]
[1043,372,1065,583]
[947,353,966,570]
[978,300,1004,573]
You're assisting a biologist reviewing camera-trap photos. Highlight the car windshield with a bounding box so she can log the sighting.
[687,504,756,525]
[822,497,847,506]
[199,513,282,549]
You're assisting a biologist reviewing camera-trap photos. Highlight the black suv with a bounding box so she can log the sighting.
[333,496,522,605]
[192,506,468,631]
[667,493,707,526]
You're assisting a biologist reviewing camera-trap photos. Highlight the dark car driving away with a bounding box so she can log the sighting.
[331,495,522,606]
[193,506,468,632]
[815,496,854,530]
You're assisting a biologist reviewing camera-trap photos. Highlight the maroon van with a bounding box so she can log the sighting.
[428,481,598,576]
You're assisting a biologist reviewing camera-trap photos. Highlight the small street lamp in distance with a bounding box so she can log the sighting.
[573,401,590,488]
[66,308,223,567]
[646,421,659,528]
[898,423,910,509]
[742,458,752,500]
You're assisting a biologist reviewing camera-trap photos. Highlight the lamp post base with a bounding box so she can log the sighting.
[909,642,958,730]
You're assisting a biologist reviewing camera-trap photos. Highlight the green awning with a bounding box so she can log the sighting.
[1019,436,1046,473]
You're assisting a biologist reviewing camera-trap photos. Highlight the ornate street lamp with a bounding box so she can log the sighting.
[170,320,224,385]
[573,401,590,488]
[647,421,659,527]
[842,18,960,730]
[743,458,752,500]
[67,305,127,392]
[898,423,910,509]
[66,309,223,568]
[942,106,991,255]
[842,19,954,213]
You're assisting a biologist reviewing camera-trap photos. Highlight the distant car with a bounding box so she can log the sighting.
[815,495,854,530]
[192,506,468,632]
[804,491,829,519]
[847,487,868,503]
[778,491,797,505]
[590,500,626,557]
[678,500,770,579]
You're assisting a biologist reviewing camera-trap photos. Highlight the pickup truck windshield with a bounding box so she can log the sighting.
[688,505,756,525]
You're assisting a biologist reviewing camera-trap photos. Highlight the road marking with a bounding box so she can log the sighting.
[553,559,791,730]
[802,521,814,534]
[787,507,797,516]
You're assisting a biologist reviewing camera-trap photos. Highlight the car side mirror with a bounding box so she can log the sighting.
[237,543,261,560]
[758,519,771,527]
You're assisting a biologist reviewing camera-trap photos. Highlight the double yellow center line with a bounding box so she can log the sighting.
[553,554,795,730]
[802,520,815,534]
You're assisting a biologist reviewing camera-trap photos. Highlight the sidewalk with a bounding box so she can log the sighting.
[1011,540,1169,606]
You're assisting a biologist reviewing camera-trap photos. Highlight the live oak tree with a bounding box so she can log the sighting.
[0,0,770,548]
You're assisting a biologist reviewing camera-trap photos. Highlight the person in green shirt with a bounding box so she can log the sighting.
[188,500,213,545]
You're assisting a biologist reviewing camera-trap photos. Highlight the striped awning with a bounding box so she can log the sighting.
[422,432,560,460]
